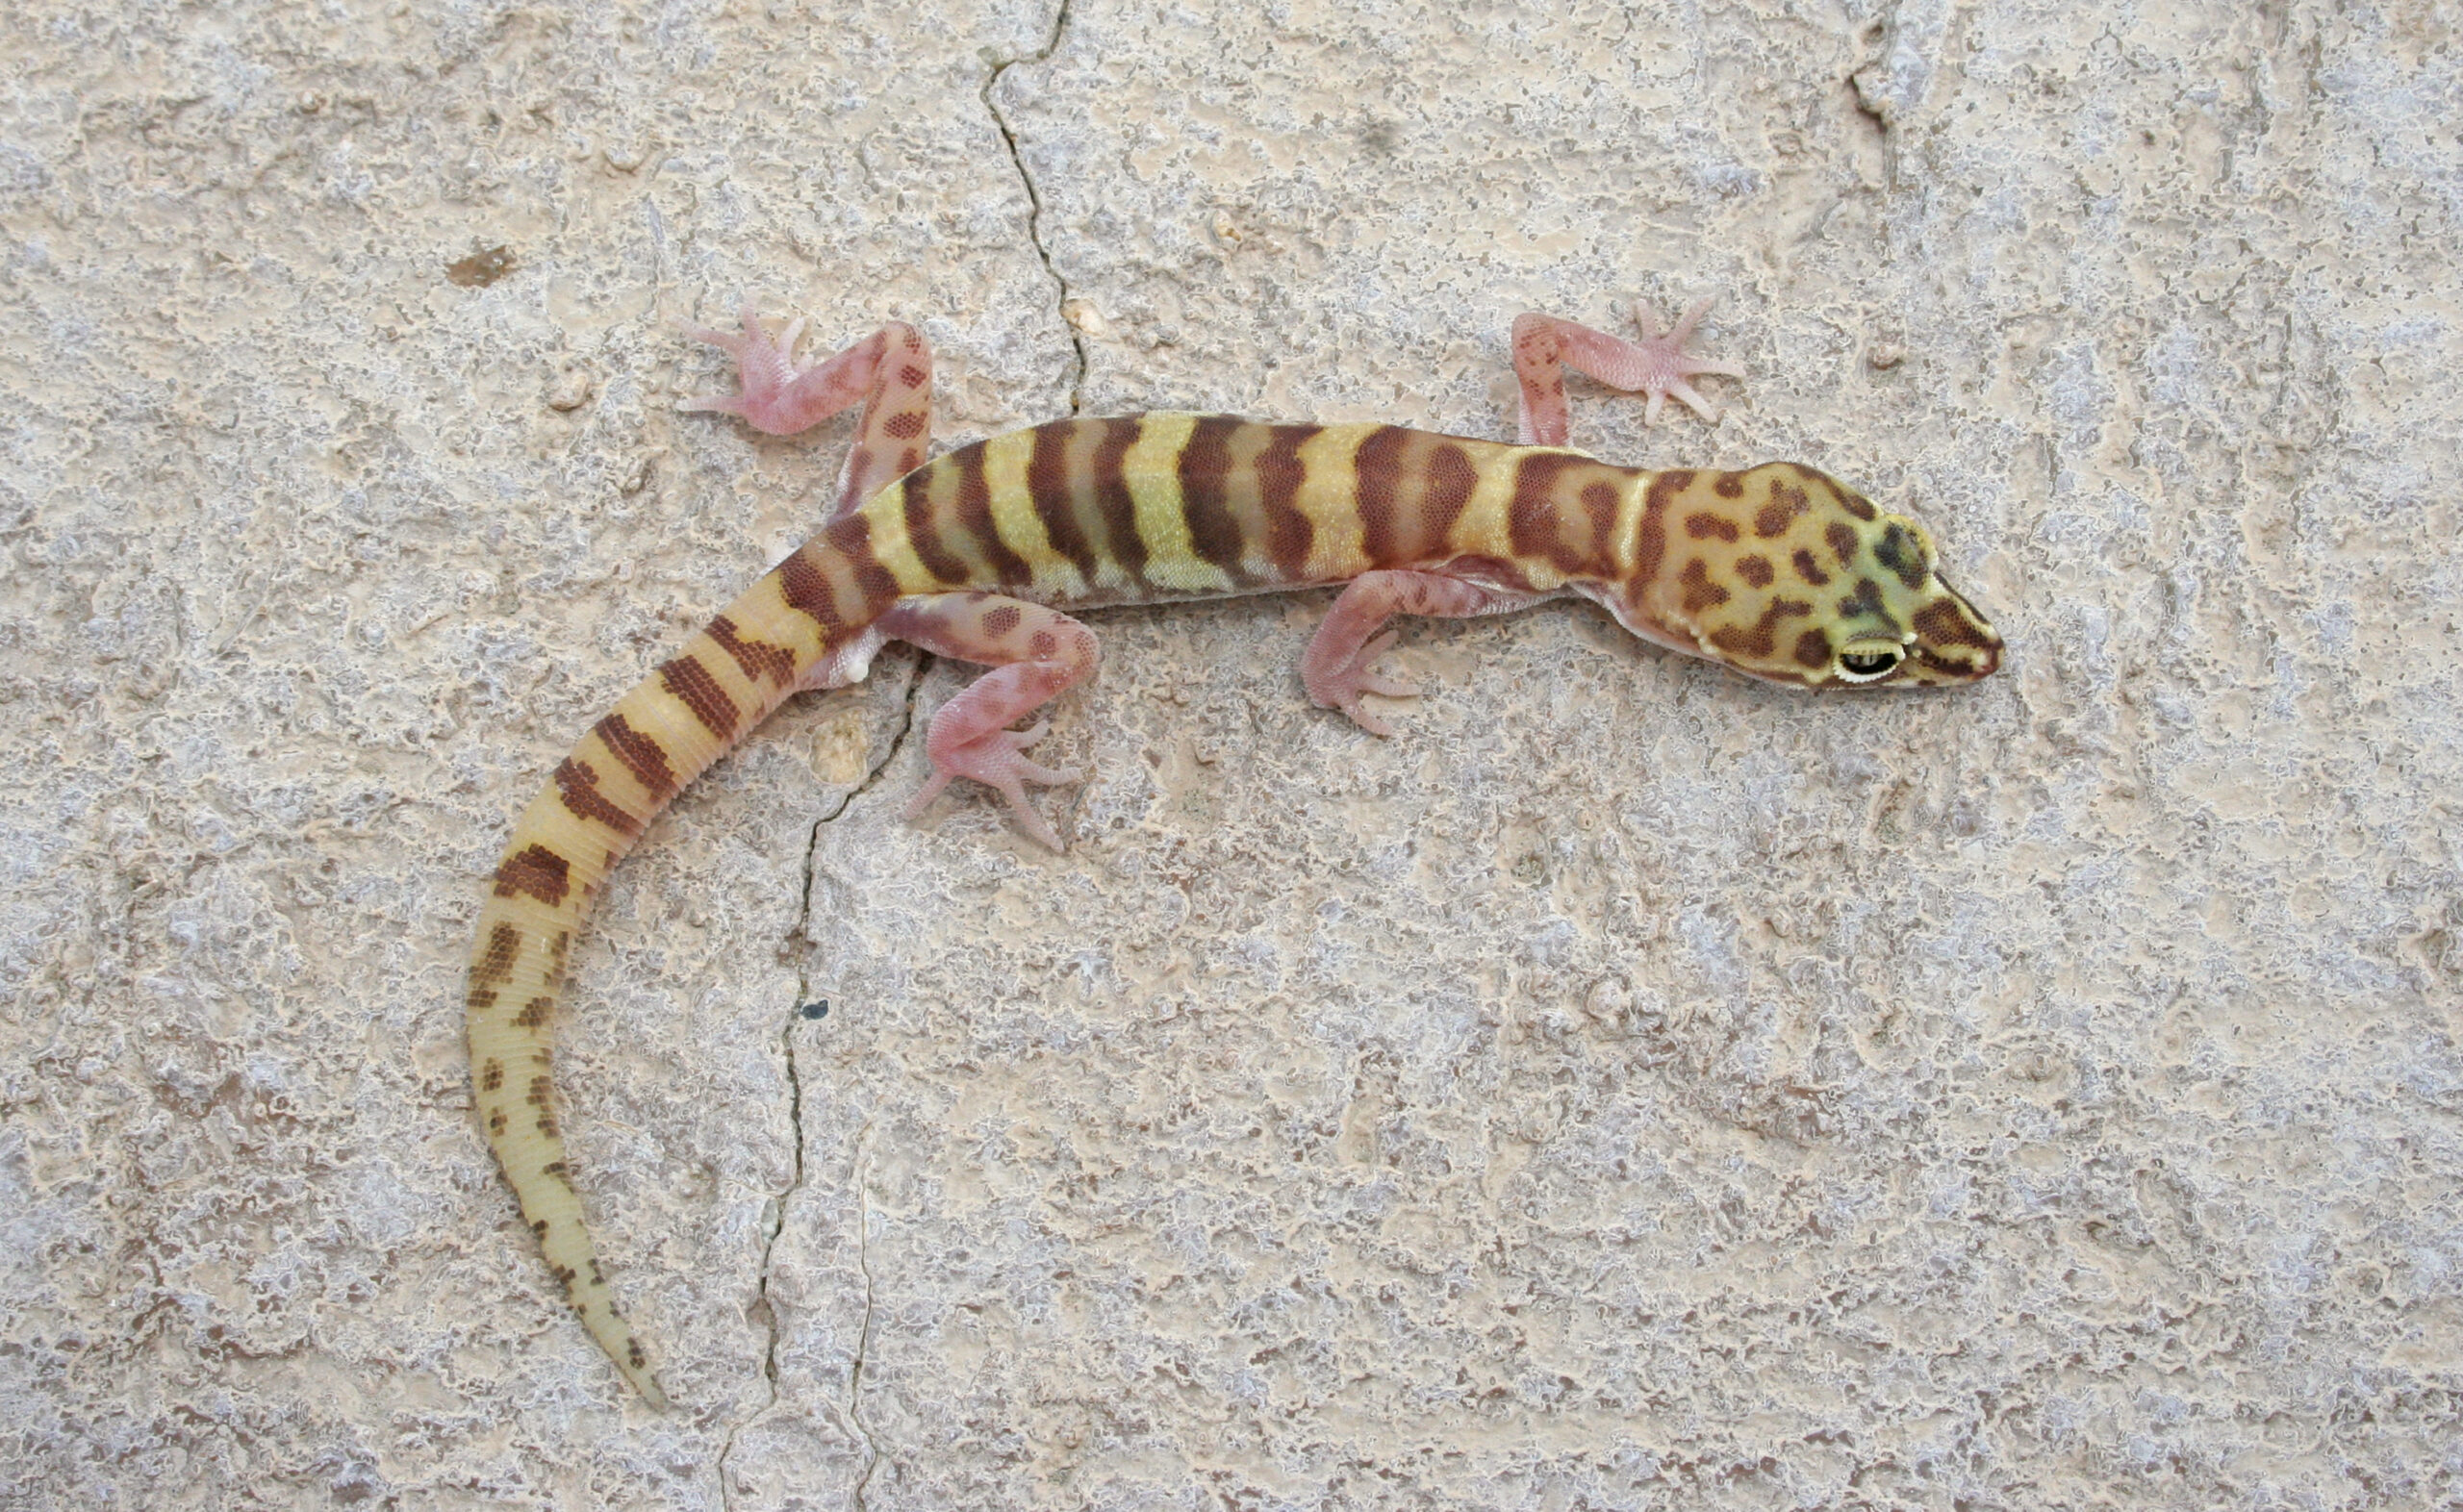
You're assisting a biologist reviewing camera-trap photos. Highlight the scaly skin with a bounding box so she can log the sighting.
[465,298,2003,1404]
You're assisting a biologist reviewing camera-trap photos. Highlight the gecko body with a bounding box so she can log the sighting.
[465,301,2003,1403]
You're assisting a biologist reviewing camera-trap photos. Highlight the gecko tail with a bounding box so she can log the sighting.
[465,541,878,1404]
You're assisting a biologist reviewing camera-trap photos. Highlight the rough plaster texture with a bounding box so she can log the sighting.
[3,0,2459,1506]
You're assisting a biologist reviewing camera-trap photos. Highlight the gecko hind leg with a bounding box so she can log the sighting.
[877,592,1102,850]
[1304,570,1558,737]
[681,307,934,517]
[1510,297,1745,445]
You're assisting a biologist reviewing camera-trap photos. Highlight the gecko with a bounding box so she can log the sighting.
[463,296,2004,1405]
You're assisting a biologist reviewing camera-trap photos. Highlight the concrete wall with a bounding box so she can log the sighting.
[3,0,2456,1504]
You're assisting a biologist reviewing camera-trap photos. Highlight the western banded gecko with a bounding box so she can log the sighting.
[464,298,2003,1404]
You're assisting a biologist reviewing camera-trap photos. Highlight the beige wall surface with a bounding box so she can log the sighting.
[4,0,2457,1506]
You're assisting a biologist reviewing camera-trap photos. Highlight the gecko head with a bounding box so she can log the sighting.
[1647,463,2003,689]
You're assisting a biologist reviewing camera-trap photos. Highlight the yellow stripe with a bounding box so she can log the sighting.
[1119,414,1234,596]
[1292,423,1373,580]
[1606,471,1649,578]
[852,479,938,595]
[1449,440,1529,563]
[981,427,1088,599]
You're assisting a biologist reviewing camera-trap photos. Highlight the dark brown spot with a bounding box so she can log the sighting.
[595,713,677,799]
[1028,629,1058,659]
[466,987,497,1010]
[551,758,641,837]
[1755,479,1810,538]
[776,545,843,628]
[1873,521,1926,589]
[537,1115,558,1138]
[1914,594,1999,649]
[1179,416,1249,579]
[1679,559,1731,615]
[629,1340,647,1368]
[1507,451,1594,573]
[1580,481,1621,557]
[842,447,874,496]
[902,470,967,586]
[948,440,1032,587]
[1684,512,1739,542]
[1638,470,1693,588]
[1092,418,1148,582]
[1713,471,1745,498]
[1795,629,1832,668]
[1257,424,1315,580]
[481,1059,504,1092]
[1737,555,1774,588]
[1707,598,1815,660]
[1354,426,1413,565]
[1423,442,1478,550]
[708,616,796,689]
[883,411,926,440]
[493,844,571,905]
[474,922,521,983]
[533,1220,549,1239]
[1837,577,1894,631]
[1027,420,1101,583]
[542,1160,569,1179]
[1835,485,1878,522]
[445,245,515,288]
[1826,521,1861,568]
[658,655,740,739]
[819,513,901,616]
[527,1075,553,1106]
[514,996,553,1029]
[981,604,1022,638]
[1790,548,1831,587]
[898,363,927,388]
[490,1110,508,1134]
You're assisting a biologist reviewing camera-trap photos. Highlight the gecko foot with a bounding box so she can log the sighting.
[905,719,1082,851]
[1615,297,1747,425]
[1307,631,1419,738]
[679,304,868,435]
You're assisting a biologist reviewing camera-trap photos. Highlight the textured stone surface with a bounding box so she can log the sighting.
[4,0,2458,1506]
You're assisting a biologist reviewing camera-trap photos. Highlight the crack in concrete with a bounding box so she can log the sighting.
[982,0,1086,414]
[715,5,1072,1472]
[716,672,919,1508]
[846,1123,882,1510]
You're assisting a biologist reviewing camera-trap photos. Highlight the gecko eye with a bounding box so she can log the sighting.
[1836,644,1904,682]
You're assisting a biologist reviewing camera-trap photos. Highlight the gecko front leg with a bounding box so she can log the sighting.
[876,592,1102,850]
[1511,297,1745,445]
[1304,570,1559,737]
[682,307,935,517]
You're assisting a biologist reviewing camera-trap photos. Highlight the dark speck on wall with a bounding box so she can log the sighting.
[799,1000,829,1021]
[447,245,517,288]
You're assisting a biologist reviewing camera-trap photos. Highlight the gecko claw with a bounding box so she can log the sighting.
[906,719,1081,850]
[1308,630,1418,736]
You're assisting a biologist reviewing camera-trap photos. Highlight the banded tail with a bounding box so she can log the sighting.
[464,537,882,1405]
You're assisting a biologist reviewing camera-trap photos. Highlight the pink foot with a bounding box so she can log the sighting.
[1511,297,1747,443]
[1306,631,1419,738]
[679,305,874,435]
[1617,297,1746,426]
[905,719,1081,851]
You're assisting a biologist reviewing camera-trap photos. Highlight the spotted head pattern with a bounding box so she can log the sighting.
[1625,463,2002,689]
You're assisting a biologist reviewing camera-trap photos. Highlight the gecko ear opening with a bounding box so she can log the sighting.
[1835,643,1905,682]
